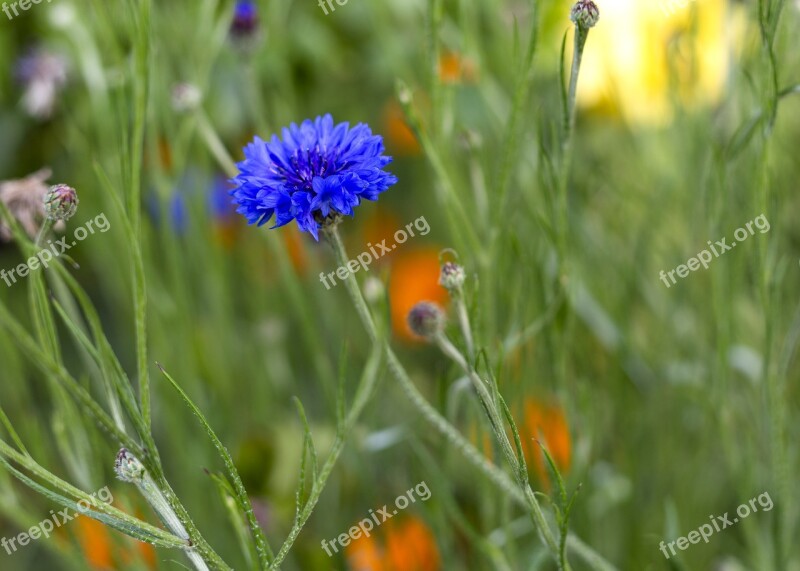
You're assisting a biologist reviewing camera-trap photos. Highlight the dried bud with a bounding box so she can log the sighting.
[439,262,466,291]
[407,302,445,339]
[0,168,55,241]
[114,448,145,483]
[570,0,600,29]
[44,184,78,221]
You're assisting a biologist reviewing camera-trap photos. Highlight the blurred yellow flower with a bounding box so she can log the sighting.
[574,0,744,124]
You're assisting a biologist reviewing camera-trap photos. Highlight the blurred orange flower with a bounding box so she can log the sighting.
[438,52,478,84]
[382,101,420,156]
[388,248,448,341]
[76,517,114,570]
[346,532,385,571]
[362,208,401,261]
[520,399,572,488]
[76,511,157,570]
[384,517,440,571]
[469,397,572,490]
[346,516,440,571]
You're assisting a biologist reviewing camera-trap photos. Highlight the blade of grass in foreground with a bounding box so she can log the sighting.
[158,364,274,569]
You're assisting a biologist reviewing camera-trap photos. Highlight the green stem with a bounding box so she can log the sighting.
[197,111,338,401]
[268,350,382,569]
[435,332,573,571]
[323,225,576,565]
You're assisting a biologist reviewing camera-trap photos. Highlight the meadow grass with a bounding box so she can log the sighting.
[0,0,798,569]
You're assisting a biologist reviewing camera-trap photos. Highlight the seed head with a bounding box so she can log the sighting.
[44,184,78,221]
[570,0,600,29]
[439,262,466,292]
[407,302,446,339]
[115,448,146,483]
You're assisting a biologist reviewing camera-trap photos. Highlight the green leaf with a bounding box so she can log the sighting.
[209,471,258,571]
[157,364,273,567]
[0,440,187,548]
[0,300,140,454]
[292,397,318,512]
[0,403,30,457]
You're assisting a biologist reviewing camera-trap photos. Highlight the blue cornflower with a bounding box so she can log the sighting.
[230,1,259,41]
[231,114,398,240]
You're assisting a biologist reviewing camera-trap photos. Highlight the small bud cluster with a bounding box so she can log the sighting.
[44,184,78,221]
[439,262,466,292]
[114,448,146,483]
[570,0,600,29]
[407,302,446,339]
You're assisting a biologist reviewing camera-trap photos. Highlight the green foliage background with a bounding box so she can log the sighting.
[0,0,798,569]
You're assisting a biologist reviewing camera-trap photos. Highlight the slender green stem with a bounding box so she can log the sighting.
[435,332,573,570]
[269,350,382,569]
[131,0,152,433]
[197,110,339,401]
[454,297,475,360]
[322,225,610,570]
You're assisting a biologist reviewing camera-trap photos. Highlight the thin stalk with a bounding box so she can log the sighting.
[454,296,475,360]
[268,352,382,569]
[130,0,152,432]
[197,111,338,400]
[435,332,573,571]
[324,225,568,563]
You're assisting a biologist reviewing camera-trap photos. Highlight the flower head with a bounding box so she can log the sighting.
[44,184,79,221]
[231,114,398,240]
[230,0,261,51]
[570,0,600,29]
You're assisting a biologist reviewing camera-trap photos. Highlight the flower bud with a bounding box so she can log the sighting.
[171,83,202,113]
[114,448,145,483]
[570,0,600,29]
[439,262,466,291]
[363,276,385,304]
[44,184,78,221]
[230,0,261,51]
[407,302,445,339]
